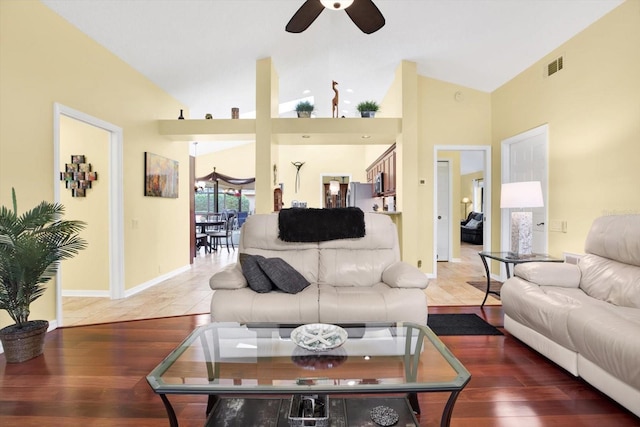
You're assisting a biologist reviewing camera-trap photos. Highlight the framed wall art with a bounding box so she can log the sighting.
[144,152,179,198]
[60,154,97,197]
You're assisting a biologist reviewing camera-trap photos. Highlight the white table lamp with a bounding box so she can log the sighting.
[500,181,544,257]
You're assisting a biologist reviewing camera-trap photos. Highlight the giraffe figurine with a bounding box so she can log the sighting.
[331,80,339,118]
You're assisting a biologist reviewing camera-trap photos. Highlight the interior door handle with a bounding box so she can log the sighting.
[537,222,545,226]
[438,216,442,220]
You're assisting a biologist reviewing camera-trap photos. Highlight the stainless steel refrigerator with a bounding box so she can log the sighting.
[347,182,377,212]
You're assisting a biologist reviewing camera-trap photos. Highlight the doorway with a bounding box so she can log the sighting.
[53,104,124,327]
[319,174,352,208]
[433,145,492,276]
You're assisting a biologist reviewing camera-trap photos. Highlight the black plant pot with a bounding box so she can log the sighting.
[0,320,49,363]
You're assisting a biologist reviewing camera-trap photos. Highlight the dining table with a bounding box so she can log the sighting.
[195,219,226,252]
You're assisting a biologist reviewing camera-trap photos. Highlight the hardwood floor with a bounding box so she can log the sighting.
[62,242,498,326]
[1,305,636,426]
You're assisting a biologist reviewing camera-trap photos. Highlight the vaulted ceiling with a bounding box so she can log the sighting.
[42,1,622,126]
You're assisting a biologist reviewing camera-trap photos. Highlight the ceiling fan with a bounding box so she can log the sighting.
[286,0,385,34]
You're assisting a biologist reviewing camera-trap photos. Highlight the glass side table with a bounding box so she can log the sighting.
[478,252,563,306]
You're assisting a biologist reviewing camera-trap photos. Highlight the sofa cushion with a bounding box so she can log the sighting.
[210,285,320,323]
[239,253,273,293]
[318,283,427,324]
[256,257,310,294]
[567,303,640,390]
[501,277,583,351]
[318,213,399,287]
[579,254,640,308]
[584,214,640,267]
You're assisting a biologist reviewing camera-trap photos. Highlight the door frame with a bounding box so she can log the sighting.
[53,103,125,326]
[500,124,549,269]
[433,145,492,276]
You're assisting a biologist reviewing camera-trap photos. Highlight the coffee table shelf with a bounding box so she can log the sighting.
[205,396,419,427]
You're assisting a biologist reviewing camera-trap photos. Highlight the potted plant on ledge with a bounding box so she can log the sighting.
[356,100,379,118]
[295,100,314,118]
[0,188,86,363]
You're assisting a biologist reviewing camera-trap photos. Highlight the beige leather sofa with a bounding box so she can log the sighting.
[501,215,640,417]
[209,212,429,325]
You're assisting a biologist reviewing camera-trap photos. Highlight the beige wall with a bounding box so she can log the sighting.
[60,116,110,292]
[415,77,493,273]
[196,143,256,179]
[0,1,189,328]
[491,0,640,257]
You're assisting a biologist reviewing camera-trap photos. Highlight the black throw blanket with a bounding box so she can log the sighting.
[278,207,366,242]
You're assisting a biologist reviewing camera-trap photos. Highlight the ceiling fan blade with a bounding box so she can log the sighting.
[286,0,325,33]
[345,0,385,34]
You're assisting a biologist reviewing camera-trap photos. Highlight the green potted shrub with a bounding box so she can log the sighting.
[356,100,380,118]
[295,100,314,118]
[0,188,86,363]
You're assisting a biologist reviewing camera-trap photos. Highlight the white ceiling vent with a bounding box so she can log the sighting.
[546,56,564,77]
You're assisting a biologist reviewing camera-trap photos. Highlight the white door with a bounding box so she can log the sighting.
[502,125,549,254]
[436,161,450,261]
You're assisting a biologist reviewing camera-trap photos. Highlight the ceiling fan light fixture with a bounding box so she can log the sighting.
[320,0,354,10]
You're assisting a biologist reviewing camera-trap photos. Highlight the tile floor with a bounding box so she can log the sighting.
[62,242,499,326]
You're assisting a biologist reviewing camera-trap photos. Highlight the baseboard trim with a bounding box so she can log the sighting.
[59,264,192,300]
[124,264,192,298]
[62,290,111,298]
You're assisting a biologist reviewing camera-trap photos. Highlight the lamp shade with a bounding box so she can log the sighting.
[500,181,544,209]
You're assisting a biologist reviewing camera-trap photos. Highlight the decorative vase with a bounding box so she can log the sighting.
[297,111,311,118]
[231,107,239,119]
[0,320,49,363]
[360,111,376,118]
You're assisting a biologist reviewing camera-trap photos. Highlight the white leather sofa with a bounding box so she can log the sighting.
[209,212,429,325]
[501,215,640,417]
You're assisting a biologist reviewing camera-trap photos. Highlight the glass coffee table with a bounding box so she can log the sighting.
[147,321,471,427]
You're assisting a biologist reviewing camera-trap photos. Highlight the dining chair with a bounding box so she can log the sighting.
[195,233,209,253]
[206,219,235,253]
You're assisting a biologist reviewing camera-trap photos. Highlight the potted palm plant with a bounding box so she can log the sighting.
[356,100,380,118]
[295,100,314,118]
[0,188,86,363]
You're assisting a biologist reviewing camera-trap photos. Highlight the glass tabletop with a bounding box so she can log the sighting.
[478,251,563,263]
[146,322,470,396]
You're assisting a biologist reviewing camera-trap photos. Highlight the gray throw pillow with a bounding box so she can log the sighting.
[239,253,273,293]
[466,218,481,229]
[256,257,310,294]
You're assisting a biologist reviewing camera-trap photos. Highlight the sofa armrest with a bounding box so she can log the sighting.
[382,261,429,289]
[209,263,248,290]
[514,262,581,288]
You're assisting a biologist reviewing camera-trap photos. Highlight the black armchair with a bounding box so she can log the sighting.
[461,212,483,245]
